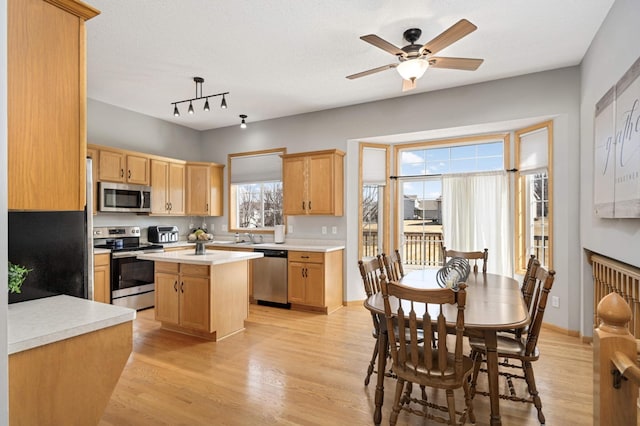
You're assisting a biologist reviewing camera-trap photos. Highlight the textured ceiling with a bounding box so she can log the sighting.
[86,0,614,131]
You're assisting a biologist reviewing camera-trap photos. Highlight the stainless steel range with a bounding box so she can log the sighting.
[93,226,163,310]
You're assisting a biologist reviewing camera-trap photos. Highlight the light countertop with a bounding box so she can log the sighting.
[8,295,136,355]
[157,239,345,253]
[93,248,111,255]
[137,249,264,265]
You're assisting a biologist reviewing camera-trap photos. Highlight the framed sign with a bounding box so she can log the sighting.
[594,56,640,218]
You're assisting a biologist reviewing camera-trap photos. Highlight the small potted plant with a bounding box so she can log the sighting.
[8,261,31,294]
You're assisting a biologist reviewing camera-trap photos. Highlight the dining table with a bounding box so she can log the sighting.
[364,268,529,426]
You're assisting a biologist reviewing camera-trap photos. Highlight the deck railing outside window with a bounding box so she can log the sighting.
[362,231,444,267]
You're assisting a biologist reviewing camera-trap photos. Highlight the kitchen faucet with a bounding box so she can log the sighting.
[245,232,256,243]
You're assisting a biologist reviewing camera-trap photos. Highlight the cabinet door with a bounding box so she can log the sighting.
[283,157,307,215]
[168,162,186,215]
[179,275,210,331]
[208,165,224,216]
[150,160,169,214]
[307,154,335,215]
[155,272,180,324]
[8,0,92,211]
[93,264,110,304]
[288,262,307,304]
[126,154,150,185]
[304,262,325,307]
[186,165,210,216]
[99,150,125,182]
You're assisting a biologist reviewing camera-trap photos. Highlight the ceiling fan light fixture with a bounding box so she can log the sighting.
[396,58,429,81]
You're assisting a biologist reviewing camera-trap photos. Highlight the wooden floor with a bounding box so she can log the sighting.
[100,304,593,425]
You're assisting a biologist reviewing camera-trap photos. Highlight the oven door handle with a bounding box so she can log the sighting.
[112,251,140,259]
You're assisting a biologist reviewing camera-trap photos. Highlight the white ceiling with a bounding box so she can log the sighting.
[86,0,614,132]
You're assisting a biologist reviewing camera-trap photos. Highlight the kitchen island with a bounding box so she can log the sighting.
[8,295,135,425]
[137,249,263,341]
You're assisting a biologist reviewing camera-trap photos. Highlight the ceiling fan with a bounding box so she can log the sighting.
[347,19,484,92]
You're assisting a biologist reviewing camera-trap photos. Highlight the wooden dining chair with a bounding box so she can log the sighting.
[468,265,556,425]
[442,247,489,274]
[381,249,405,281]
[381,275,475,425]
[358,256,386,386]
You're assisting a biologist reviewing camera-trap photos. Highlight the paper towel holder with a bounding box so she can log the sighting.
[274,224,285,244]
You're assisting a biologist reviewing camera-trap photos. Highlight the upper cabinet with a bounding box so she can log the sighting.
[99,149,150,185]
[8,0,100,211]
[282,150,345,216]
[186,163,224,216]
[151,159,186,216]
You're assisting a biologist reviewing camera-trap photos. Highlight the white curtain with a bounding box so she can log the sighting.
[441,171,512,276]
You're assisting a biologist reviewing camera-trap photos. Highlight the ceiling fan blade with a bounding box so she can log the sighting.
[360,34,406,57]
[421,19,477,56]
[429,57,484,71]
[402,79,416,92]
[346,63,397,80]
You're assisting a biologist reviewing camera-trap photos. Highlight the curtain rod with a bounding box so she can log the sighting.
[389,169,518,180]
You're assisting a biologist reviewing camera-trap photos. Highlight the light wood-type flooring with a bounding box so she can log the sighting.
[100,304,593,425]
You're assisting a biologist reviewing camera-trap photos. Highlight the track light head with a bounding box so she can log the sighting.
[221,95,227,109]
[239,114,247,129]
[188,101,194,114]
[171,77,230,118]
[204,98,210,112]
[173,104,180,117]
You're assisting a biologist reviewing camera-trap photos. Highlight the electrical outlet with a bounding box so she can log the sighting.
[321,226,327,235]
[221,224,228,232]
[210,224,215,232]
[288,225,294,233]
[332,226,337,234]
[551,296,560,308]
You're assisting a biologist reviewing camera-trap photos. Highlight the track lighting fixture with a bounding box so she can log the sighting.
[171,77,229,117]
[239,114,247,129]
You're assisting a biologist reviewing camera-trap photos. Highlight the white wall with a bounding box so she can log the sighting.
[579,0,640,336]
[199,67,581,331]
[1,0,9,421]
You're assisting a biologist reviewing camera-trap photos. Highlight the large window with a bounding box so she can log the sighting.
[394,135,508,269]
[228,149,286,232]
[515,122,553,271]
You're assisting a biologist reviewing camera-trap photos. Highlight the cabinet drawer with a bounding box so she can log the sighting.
[180,263,210,277]
[288,251,324,263]
[156,262,179,274]
[94,253,110,267]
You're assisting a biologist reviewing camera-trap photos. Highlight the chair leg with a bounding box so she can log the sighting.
[390,378,405,426]
[364,338,379,386]
[401,382,412,406]
[445,389,456,425]
[523,361,545,424]
[469,349,483,398]
[463,377,476,424]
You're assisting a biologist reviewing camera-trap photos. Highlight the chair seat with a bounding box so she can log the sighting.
[394,347,474,386]
[469,335,540,360]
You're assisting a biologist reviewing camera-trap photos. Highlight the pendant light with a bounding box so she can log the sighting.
[239,114,247,129]
[171,77,229,116]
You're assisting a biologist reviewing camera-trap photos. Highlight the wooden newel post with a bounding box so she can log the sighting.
[594,292,638,425]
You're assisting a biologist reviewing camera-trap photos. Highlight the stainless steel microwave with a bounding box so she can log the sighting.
[98,182,151,213]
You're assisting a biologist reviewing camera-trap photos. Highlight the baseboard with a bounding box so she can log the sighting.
[542,322,580,337]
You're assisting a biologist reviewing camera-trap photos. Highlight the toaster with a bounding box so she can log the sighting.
[148,225,179,243]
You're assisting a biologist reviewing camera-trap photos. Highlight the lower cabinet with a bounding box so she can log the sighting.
[155,262,210,332]
[154,259,250,340]
[93,253,111,304]
[288,250,343,314]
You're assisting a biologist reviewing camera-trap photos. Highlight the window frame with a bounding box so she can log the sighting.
[514,121,553,273]
[358,143,390,259]
[228,148,286,234]
[393,134,510,250]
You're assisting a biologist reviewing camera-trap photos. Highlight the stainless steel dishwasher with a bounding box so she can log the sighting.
[252,248,290,307]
